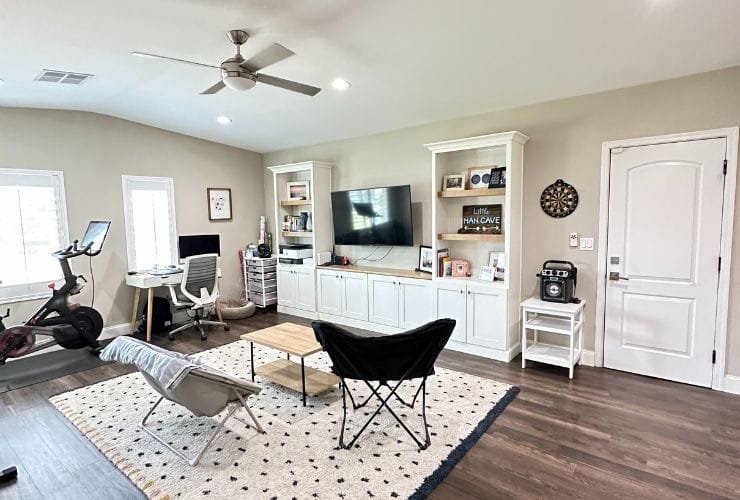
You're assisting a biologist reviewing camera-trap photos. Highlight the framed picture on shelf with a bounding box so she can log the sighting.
[488,166,507,188]
[488,251,506,280]
[442,174,465,191]
[207,187,232,221]
[479,265,495,281]
[467,166,494,189]
[451,259,470,277]
[287,181,310,200]
[418,245,434,273]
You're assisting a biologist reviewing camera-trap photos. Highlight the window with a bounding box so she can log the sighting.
[0,169,69,302]
[122,175,177,271]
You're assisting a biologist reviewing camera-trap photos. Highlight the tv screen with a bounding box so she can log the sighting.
[331,185,413,246]
[178,234,221,259]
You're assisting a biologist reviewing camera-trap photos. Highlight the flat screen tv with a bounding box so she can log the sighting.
[331,185,413,246]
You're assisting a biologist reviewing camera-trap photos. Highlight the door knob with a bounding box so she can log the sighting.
[609,271,629,281]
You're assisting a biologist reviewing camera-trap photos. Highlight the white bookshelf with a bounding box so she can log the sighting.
[426,131,528,361]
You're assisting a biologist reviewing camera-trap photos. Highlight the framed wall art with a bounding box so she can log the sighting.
[442,174,465,191]
[207,187,232,221]
[287,181,310,200]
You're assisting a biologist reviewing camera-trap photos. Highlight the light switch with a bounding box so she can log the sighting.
[579,237,594,251]
[569,232,579,248]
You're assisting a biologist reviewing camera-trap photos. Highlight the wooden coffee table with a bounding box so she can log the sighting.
[240,323,339,406]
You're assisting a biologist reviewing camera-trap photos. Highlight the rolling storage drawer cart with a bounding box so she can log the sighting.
[244,256,278,308]
[520,297,585,379]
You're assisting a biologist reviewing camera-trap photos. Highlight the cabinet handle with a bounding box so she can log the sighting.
[459,290,463,294]
[467,291,471,294]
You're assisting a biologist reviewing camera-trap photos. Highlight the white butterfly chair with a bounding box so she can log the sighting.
[167,253,228,341]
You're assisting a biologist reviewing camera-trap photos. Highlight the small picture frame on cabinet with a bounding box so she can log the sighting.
[479,265,495,281]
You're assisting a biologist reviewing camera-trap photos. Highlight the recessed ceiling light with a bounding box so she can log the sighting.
[216,116,232,125]
[331,78,351,90]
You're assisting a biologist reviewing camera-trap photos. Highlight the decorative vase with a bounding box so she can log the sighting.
[300,212,309,231]
[305,212,313,231]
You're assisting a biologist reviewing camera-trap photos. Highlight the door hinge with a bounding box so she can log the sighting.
[724,159,728,175]
[712,350,717,364]
[718,256,722,272]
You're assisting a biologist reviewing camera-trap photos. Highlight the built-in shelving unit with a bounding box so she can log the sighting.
[268,161,333,319]
[426,131,529,362]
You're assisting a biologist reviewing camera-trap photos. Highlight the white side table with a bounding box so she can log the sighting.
[521,297,586,379]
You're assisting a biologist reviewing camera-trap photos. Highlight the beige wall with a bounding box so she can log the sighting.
[264,66,740,376]
[1,108,263,328]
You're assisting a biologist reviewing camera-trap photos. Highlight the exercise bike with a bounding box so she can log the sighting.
[0,221,111,365]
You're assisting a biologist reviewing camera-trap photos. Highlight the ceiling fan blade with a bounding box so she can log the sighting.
[241,43,294,72]
[131,51,219,70]
[200,81,226,94]
[257,74,321,96]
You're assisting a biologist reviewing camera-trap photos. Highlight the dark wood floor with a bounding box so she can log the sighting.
[2,311,739,499]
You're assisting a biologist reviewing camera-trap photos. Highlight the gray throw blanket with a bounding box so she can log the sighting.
[100,336,201,390]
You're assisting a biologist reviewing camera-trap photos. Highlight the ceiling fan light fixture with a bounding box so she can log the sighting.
[223,75,256,91]
[216,115,232,125]
[331,78,351,90]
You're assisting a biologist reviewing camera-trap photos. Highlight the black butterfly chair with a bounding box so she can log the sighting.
[311,318,455,450]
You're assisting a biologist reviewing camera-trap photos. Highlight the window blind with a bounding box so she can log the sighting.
[0,169,69,302]
[122,175,177,271]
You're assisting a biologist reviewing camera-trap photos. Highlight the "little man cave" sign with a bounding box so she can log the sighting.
[460,204,502,234]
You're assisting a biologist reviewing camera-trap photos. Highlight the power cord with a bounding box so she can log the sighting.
[357,246,394,263]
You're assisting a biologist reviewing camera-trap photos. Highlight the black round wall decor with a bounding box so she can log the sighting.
[540,179,579,218]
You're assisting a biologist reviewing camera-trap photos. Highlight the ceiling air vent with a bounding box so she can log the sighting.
[34,69,93,85]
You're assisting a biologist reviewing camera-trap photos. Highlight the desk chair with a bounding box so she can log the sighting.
[167,254,228,341]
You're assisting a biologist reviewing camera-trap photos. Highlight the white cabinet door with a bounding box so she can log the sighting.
[317,270,342,316]
[340,272,368,321]
[435,282,467,343]
[294,267,316,312]
[466,284,507,349]
[277,267,296,308]
[368,275,399,327]
[399,278,431,329]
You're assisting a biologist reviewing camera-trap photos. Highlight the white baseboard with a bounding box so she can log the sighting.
[579,349,595,367]
[723,375,740,395]
[99,323,131,340]
[277,305,318,320]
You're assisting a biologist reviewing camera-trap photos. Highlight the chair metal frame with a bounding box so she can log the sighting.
[139,378,265,466]
[333,341,437,450]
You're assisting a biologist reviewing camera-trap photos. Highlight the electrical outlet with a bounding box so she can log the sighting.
[579,237,594,251]
[569,232,579,248]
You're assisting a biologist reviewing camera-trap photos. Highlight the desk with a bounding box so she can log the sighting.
[126,271,223,342]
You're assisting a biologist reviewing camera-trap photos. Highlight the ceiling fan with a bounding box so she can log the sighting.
[132,29,321,96]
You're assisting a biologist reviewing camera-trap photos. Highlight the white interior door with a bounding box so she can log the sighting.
[604,138,726,387]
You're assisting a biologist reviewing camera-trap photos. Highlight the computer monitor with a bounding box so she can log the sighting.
[178,234,220,259]
[81,220,111,254]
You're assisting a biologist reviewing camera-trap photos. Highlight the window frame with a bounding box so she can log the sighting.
[121,175,178,272]
[0,168,70,304]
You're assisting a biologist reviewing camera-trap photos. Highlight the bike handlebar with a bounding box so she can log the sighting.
[53,241,95,259]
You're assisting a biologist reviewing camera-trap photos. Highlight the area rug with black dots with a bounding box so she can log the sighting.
[50,339,519,499]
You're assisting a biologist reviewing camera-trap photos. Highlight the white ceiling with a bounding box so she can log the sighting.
[2,0,740,153]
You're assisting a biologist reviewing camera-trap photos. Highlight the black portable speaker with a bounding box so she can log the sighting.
[537,260,578,303]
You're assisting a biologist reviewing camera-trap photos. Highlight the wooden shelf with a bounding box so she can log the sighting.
[280,199,312,207]
[438,188,506,198]
[254,359,339,396]
[282,231,313,237]
[438,233,504,242]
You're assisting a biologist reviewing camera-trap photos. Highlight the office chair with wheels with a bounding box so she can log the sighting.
[167,254,228,341]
